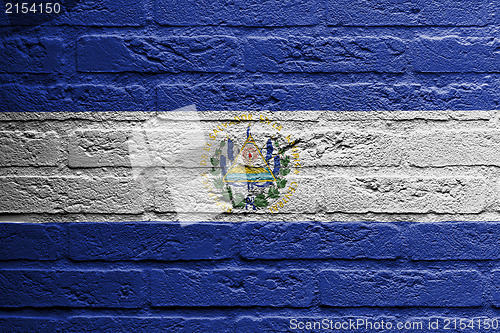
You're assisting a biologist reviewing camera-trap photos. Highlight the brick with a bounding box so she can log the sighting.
[496,2,500,24]
[66,177,146,214]
[327,0,490,26]
[299,130,403,166]
[90,168,243,215]
[0,177,145,214]
[405,223,500,260]
[0,84,148,112]
[69,130,131,167]
[411,37,500,73]
[321,177,489,214]
[325,83,495,111]
[0,111,156,121]
[0,0,146,26]
[155,0,320,26]
[492,270,500,307]
[56,0,147,26]
[157,83,323,111]
[407,130,500,167]
[0,177,68,213]
[246,37,406,73]
[0,270,146,308]
[151,269,314,307]
[320,270,484,307]
[128,129,213,169]
[69,128,209,168]
[69,222,236,261]
[158,83,495,111]
[329,110,494,121]
[0,317,62,333]
[67,317,232,333]
[77,36,242,73]
[151,171,229,214]
[0,38,64,73]
[0,131,64,166]
[239,222,401,259]
[0,223,66,260]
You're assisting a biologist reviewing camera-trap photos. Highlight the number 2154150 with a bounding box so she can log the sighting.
[5,2,61,14]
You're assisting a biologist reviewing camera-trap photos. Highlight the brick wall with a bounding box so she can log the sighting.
[2,111,500,221]
[0,219,497,330]
[2,0,500,332]
[1,220,500,331]
[1,0,499,112]
[2,111,500,332]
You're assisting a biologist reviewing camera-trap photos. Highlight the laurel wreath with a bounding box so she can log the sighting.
[209,138,291,209]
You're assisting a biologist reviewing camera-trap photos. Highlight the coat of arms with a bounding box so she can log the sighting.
[208,127,292,211]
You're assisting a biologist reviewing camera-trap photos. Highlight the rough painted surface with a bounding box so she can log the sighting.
[69,222,237,260]
[239,222,401,259]
[327,0,491,26]
[2,0,500,330]
[0,222,499,331]
[0,84,149,112]
[411,37,500,73]
[155,0,320,27]
[77,36,242,73]
[1,0,498,111]
[2,111,500,220]
[320,270,484,307]
[2,112,499,331]
[0,269,146,308]
[0,176,146,213]
[158,83,497,111]
[151,269,315,307]
[245,37,406,73]
[66,317,233,333]
[0,131,64,166]
[0,38,65,73]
